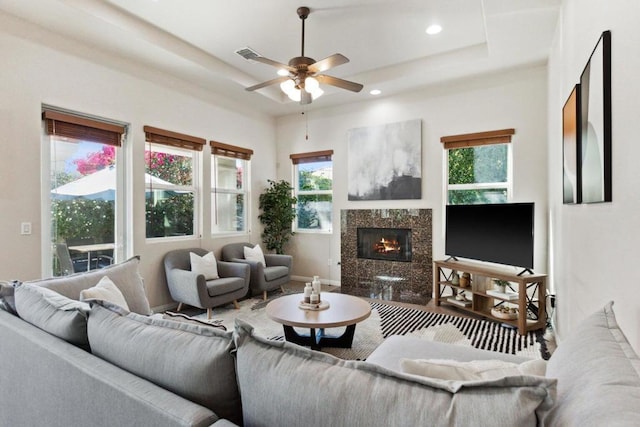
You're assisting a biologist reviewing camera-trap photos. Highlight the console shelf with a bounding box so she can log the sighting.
[433,259,546,335]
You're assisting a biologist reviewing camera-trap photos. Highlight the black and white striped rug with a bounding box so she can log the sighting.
[194,297,549,361]
[371,302,549,360]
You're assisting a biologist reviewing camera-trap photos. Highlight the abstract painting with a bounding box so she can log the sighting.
[562,84,581,204]
[579,30,612,203]
[347,119,422,200]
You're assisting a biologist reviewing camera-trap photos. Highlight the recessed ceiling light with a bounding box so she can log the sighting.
[370,89,382,96]
[426,24,442,35]
[277,69,289,76]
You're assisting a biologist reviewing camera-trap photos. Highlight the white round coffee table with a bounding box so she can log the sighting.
[266,292,371,350]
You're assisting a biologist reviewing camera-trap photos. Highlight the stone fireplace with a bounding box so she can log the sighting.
[341,209,432,304]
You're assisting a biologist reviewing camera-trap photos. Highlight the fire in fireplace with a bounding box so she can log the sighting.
[357,227,412,262]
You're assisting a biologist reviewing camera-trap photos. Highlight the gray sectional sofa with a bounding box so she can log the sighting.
[1,258,640,426]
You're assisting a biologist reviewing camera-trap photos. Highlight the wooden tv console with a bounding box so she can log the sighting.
[433,259,546,335]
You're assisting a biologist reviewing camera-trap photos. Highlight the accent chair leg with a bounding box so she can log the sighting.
[263,291,268,301]
[177,302,183,312]
[207,308,212,319]
[233,300,240,310]
[280,285,286,293]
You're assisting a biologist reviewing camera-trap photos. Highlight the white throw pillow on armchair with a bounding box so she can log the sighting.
[190,252,219,280]
[244,244,266,267]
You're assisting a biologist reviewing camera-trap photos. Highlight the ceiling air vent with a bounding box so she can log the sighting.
[235,47,260,61]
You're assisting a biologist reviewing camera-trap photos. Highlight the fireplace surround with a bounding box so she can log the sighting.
[341,209,432,304]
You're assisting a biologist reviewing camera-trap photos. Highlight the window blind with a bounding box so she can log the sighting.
[42,110,125,147]
[144,125,205,151]
[210,141,253,160]
[440,129,515,150]
[290,149,334,164]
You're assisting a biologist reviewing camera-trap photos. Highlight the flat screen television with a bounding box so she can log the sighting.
[445,203,535,270]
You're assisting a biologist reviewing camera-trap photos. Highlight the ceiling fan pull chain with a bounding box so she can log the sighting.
[302,109,309,141]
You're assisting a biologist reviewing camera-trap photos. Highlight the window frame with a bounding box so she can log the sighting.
[41,106,127,277]
[144,126,204,241]
[210,141,252,236]
[290,150,334,234]
[442,129,514,206]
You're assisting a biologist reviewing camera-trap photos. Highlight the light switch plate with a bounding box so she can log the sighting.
[21,222,32,235]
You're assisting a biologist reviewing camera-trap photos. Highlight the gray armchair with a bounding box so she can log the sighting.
[163,248,250,319]
[221,242,292,300]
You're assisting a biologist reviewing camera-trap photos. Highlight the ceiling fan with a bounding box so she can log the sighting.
[237,6,363,105]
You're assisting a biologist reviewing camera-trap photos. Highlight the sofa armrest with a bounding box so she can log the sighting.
[167,268,208,307]
[0,310,218,427]
[217,261,250,281]
[264,254,292,269]
[230,257,265,280]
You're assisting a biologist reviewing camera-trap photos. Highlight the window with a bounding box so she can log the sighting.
[44,108,125,276]
[442,129,514,205]
[211,141,252,234]
[144,126,204,239]
[290,150,333,232]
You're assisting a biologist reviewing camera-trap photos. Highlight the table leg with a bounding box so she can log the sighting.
[282,325,357,350]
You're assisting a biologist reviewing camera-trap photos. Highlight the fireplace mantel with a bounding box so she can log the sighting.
[340,209,432,304]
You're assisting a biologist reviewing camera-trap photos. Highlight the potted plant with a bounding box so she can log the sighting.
[493,279,510,293]
[258,179,297,254]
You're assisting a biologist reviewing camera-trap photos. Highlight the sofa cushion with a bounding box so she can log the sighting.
[400,358,547,381]
[206,277,246,297]
[190,251,219,280]
[23,256,152,315]
[544,301,640,425]
[14,283,91,347]
[79,276,130,311]
[234,319,556,427]
[88,303,242,425]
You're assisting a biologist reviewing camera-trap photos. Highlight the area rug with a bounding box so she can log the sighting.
[192,295,548,361]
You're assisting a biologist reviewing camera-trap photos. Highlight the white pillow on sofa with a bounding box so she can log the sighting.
[400,358,547,381]
[243,244,266,267]
[23,256,152,315]
[80,276,130,311]
[189,252,219,280]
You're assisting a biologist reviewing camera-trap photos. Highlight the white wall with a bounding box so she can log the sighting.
[547,0,640,351]
[277,66,549,284]
[0,27,276,309]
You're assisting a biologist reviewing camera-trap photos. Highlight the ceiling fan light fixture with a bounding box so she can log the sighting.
[243,6,362,104]
[426,24,442,35]
[304,76,320,92]
[287,90,302,102]
[280,79,302,101]
[310,86,324,100]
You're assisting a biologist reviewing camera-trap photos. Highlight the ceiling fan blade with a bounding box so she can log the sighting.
[252,56,297,73]
[308,53,349,74]
[300,90,312,105]
[316,75,364,93]
[245,76,290,92]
